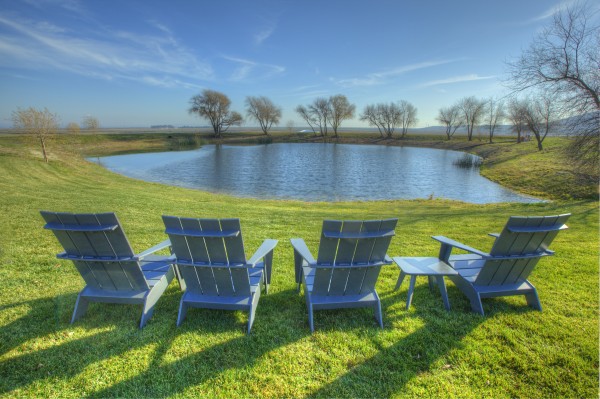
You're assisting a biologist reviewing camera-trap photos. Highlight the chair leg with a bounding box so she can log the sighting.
[525,289,542,311]
[140,298,156,329]
[247,290,261,334]
[176,300,188,326]
[374,296,383,329]
[247,308,255,334]
[307,304,314,333]
[174,265,186,291]
[469,295,485,315]
[71,292,89,324]
[263,250,273,294]
[428,275,435,291]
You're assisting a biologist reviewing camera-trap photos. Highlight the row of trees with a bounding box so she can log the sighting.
[436,93,559,150]
[189,90,420,139]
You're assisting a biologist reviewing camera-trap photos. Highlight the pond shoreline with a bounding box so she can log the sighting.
[55,131,596,200]
[93,143,541,204]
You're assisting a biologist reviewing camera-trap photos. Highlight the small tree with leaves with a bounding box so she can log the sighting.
[12,107,59,163]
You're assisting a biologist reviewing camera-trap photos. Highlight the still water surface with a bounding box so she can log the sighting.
[93,143,539,203]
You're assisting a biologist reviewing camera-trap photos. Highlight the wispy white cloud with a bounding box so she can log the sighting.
[527,0,576,23]
[254,26,275,45]
[22,0,86,15]
[333,59,464,87]
[419,74,496,87]
[222,55,285,81]
[0,12,213,88]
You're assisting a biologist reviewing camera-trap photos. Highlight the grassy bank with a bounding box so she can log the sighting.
[0,133,597,398]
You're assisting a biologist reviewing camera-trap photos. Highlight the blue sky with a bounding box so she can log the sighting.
[0,0,584,128]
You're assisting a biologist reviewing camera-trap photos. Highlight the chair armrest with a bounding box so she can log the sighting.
[290,238,316,266]
[247,239,278,266]
[134,239,172,260]
[432,235,489,262]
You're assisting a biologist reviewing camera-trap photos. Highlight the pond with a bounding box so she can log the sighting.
[92,143,540,203]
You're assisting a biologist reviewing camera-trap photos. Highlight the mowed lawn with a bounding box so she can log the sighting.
[0,134,597,398]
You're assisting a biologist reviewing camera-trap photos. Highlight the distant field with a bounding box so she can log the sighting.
[0,132,597,398]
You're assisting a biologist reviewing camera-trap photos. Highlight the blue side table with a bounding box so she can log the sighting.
[393,257,458,311]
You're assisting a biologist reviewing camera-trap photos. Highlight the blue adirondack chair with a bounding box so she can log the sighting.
[434,213,570,315]
[291,219,398,332]
[162,216,277,333]
[41,211,175,328]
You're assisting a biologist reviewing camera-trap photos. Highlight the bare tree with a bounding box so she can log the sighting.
[398,100,418,138]
[12,107,59,163]
[328,94,355,137]
[522,92,559,150]
[286,120,295,133]
[507,2,599,172]
[189,89,243,137]
[360,103,401,138]
[458,96,485,141]
[245,96,282,136]
[83,116,99,131]
[436,105,463,140]
[360,104,386,138]
[295,105,319,136]
[309,97,330,136]
[296,98,331,136]
[507,98,529,143]
[484,97,506,143]
[66,122,80,133]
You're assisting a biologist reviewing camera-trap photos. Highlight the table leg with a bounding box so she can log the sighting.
[406,275,417,310]
[428,275,435,291]
[395,271,406,291]
[435,276,451,311]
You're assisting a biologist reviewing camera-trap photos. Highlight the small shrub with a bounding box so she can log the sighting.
[453,153,482,168]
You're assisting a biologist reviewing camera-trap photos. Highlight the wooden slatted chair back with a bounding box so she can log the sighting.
[41,211,149,291]
[313,219,397,296]
[476,214,570,286]
[162,216,250,296]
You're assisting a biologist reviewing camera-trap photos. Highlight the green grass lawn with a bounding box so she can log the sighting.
[0,133,597,398]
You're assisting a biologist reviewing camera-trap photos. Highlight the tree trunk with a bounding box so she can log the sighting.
[40,136,48,163]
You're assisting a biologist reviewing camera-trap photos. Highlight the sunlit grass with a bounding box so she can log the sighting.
[0,133,597,398]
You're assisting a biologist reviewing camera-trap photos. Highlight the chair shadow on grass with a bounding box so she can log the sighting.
[0,288,306,397]
[1,283,542,397]
[0,289,183,394]
[307,282,545,398]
